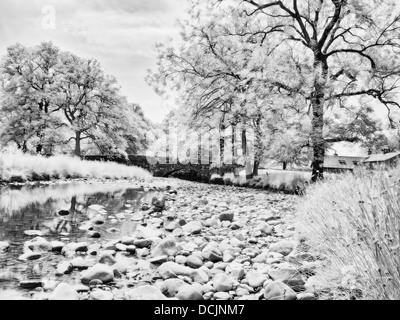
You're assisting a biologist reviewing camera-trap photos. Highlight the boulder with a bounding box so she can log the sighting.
[0,241,10,253]
[128,285,168,300]
[158,262,193,280]
[186,255,204,269]
[159,279,186,297]
[25,237,52,252]
[151,238,178,257]
[264,281,297,300]
[50,283,80,300]
[213,273,234,292]
[182,221,203,235]
[219,212,234,222]
[268,264,305,292]
[80,264,114,284]
[55,261,72,275]
[176,284,203,300]
[246,271,268,288]
[90,289,114,300]
[268,241,295,256]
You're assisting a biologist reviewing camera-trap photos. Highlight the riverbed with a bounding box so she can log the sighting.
[0,178,321,300]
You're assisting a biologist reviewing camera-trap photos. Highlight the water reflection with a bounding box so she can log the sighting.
[0,181,154,295]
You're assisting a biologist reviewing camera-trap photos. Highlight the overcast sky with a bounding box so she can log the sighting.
[0,0,188,124]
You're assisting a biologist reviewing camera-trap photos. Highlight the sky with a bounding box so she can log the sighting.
[0,0,188,124]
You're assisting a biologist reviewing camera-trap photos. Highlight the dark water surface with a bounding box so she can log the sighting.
[0,181,154,296]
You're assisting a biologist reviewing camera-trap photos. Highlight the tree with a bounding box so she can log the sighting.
[216,0,400,181]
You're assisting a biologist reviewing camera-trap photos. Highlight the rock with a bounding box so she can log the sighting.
[55,261,72,275]
[269,240,295,256]
[225,263,245,281]
[213,273,234,292]
[175,255,187,265]
[50,283,79,300]
[158,262,193,280]
[230,238,245,248]
[165,220,181,232]
[134,238,153,248]
[297,292,316,300]
[152,195,167,211]
[136,226,163,239]
[89,279,103,287]
[159,279,186,297]
[70,257,96,269]
[19,280,43,289]
[149,255,169,265]
[24,230,43,236]
[151,238,178,257]
[50,241,65,252]
[128,285,168,300]
[213,292,231,300]
[88,231,101,238]
[115,243,127,251]
[99,252,117,266]
[256,222,273,236]
[121,236,136,245]
[190,269,209,284]
[58,210,70,216]
[89,216,106,226]
[0,241,10,253]
[136,248,150,257]
[246,271,268,288]
[131,212,144,221]
[176,284,203,300]
[25,237,52,252]
[182,221,203,235]
[80,264,114,284]
[202,243,223,262]
[219,212,234,222]
[61,242,88,255]
[90,289,114,300]
[186,255,204,269]
[18,252,42,261]
[264,281,297,300]
[268,265,305,292]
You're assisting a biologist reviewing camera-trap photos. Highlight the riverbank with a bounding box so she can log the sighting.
[0,178,321,300]
[0,152,152,183]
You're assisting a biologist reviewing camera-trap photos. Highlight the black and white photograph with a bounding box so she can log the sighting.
[1,0,400,305]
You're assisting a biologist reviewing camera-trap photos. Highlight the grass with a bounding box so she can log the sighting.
[295,168,400,300]
[211,169,311,193]
[0,151,152,183]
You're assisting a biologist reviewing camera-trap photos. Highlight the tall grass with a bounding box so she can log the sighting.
[296,168,400,300]
[0,151,152,182]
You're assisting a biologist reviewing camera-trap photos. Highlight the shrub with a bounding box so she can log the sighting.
[296,169,400,300]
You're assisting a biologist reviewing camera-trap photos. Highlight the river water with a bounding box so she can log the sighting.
[0,181,154,297]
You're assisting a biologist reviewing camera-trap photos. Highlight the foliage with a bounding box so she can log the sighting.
[296,168,400,300]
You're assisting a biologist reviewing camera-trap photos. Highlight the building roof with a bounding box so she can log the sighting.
[363,152,400,163]
[324,155,368,170]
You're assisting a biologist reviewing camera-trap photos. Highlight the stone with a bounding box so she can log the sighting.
[134,238,153,248]
[18,252,42,261]
[80,264,114,284]
[213,273,234,292]
[121,236,136,245]
[202,243,223,263]
[158,262,193,280]
[268,265,305,292]
[25,237,52,252]
[219,212,234,222]
[152,196,167,211]
[61,242,88,255]
[115,243,127,251]
[149,255,169,265]
[256,222,273,236]
[70,257,96,269]
[176,284,203,300]
[56,261,72,275]
[186,255,204,269]
[99,252,117,266]
[264,281,297,300]
[128,285,168,300]
[0,241,10,253]
[88,231,101,238]
[58,210,70,216]
[175,255,187,264]
[136,226,163,239]
[213,292,231,300]
[24,230,43,236]
[165,220,181,232]
[131,212,144,221]
[190,269,209,284]
[90,289,114,300]
[297,292,316,300]
[246,271,268,288]
[269,240,295,256]
[151,238,178,257]
[159,279,186,297]
[50,241,65,252]
[182,221,203,235]
[50,283,79,300]
[19,280,43,289]
[225,263,245,281]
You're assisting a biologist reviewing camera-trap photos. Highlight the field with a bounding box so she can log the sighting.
[0,151,152,183]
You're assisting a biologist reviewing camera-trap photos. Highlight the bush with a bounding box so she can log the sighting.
[296,169,400,300]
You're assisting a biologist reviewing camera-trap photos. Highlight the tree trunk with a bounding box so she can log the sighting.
[283,162,287,170]
[311,54,328,183]
[198,132,202,165]
[219,125,225,176]
[74,131,82,157]
[253,160,260,176]
[242,129,253,180]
